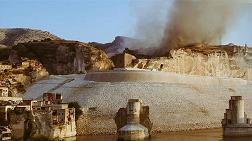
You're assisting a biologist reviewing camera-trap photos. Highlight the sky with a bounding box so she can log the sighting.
[0,0,252,46]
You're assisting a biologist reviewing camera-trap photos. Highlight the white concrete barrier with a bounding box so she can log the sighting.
[84,71,247,87]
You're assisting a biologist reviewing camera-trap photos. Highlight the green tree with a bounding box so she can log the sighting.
[68,102,83,121]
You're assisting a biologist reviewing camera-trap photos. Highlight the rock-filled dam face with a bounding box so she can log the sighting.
[21,72,252,135]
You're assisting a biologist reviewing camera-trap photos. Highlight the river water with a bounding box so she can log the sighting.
[76,129,252,141]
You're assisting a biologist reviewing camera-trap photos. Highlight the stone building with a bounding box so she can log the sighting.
[43,92,63,104]
[114,99,152,140]
[222,96,252,137]
[111,52,136,68]
[5,93,76,140]
[0,64,12,71]
[0,87,9,97]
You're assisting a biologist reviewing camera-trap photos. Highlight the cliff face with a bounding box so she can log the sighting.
[133,49,246,78]
[116,43,250,79]
[11,40,114,74]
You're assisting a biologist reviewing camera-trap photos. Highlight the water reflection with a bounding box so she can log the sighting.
[222,137,252,141]
[76,129,252,141]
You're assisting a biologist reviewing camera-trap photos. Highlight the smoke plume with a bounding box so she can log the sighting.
[133,0,241,53]
[162,0,240,49]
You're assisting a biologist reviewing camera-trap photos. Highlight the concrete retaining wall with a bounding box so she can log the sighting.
[84,71,247,87]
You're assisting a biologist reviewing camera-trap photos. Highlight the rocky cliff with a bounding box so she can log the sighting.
[10,40,114,74]
[133,49,245,78]
[118,43,250,79]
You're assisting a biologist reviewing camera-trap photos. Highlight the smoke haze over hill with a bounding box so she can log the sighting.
[132,0,243,53]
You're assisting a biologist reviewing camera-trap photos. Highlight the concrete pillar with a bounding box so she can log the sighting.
[230,96,245,124]
[126,99,141,124]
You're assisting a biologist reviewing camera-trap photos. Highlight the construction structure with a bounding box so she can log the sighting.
[111,52,136,68]
[222,96,252,137]
[114,99,152,140]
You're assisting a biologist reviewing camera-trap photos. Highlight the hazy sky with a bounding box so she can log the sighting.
[0,0,252,46]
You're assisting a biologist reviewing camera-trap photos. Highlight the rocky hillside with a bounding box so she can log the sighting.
[0,58,49,96]
[111,43,251,79]
[0,28,60,47]
[91,36,152,57]
[8,40,114,74]
[91,36,240,58]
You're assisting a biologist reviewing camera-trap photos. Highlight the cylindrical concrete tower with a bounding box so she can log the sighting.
[118,99,149,140]
[126,99,141,124]
[230,96,245,124]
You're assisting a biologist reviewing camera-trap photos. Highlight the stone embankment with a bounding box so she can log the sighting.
[22,72,252,135]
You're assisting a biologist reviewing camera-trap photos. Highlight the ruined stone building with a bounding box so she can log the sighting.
[0,86,22,102]
[222,96,252,137]
[111,52,136,68]
[0,86,8,97]
[0,93,76,140]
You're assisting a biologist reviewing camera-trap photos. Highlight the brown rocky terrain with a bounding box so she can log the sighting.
[0,28,114,75]
[91,36,157,57]
[0,58,49,96]
[91,36,247,59]
[91,36,135,57]
[0,28,60,47]
[8,40,114,74]
[110,43,252,79]
[0,28,250,79]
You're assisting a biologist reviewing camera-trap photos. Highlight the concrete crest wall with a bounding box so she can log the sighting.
[84,71,247,87]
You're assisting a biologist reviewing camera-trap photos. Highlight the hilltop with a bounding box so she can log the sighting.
[91,36,158,57]
[0,28,60,47]
[0,28,114,75]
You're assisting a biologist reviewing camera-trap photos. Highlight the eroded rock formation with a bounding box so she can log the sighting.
[133,49,246,78]
[10,40,114,74]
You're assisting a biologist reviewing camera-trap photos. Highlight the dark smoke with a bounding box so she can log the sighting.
[132,0,241,54]
[161,0,240,50]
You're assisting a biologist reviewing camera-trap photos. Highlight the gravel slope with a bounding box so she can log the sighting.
[21,73,252,135]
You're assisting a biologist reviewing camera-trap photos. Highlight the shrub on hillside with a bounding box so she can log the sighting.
[68,102,83,121]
